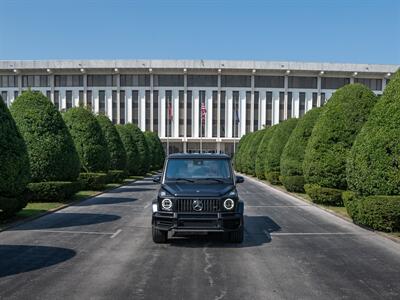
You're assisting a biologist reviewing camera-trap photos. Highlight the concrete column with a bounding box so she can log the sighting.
[18,74,22,95]
[273,91,280,125]
[150,74,154,131]
[260,90,266,127]
[227,90,233,138]
[184,73,187,138]
[317,76,322,107]
[139,89,146,130]
[173,89,179,138]
[83,74,87,107]
[116,74,120,124]
[50,74,55,104]
[193,90,199,138]
[217,73,221,138]
[239,90,246,137]
[207,90,212,138]
[284,75,288,120]
[250,75,255,132]
[160,89,166,137]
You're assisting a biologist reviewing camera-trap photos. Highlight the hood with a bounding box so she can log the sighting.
[162,182,235,197]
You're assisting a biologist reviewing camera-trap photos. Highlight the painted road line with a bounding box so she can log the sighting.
[19,229,117,236]
[246,205,310,208]
[269,232,371,236]
[110,229,122,239]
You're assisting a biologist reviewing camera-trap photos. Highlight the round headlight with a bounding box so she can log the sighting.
[161,198,173,210]
[223,198,235,210]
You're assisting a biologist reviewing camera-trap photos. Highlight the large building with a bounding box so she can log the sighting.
[0,60,398,155]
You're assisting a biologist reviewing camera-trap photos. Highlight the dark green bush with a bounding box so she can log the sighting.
[10,90,80,182]
[125,124,150,175]
[242,130,265,175]
[342,191,358,219]
[304,184,343,206]
[63,107,110,173]
[347,71,400,196]
[238,132,254,174]
[116,124,139,175]
[303,84,377,191]
[280,108,322,191]
[144,131,165,170]
[280,175,305,193]
[234,133,251,172]
[106,170,127,184]
[0,196,27,219]
[79,172,108,190]
[0,96,30,217]
[255,126,276,179]
[264,119,298,183]
[266,171,281,185]
[96,114,127,170]
[25,181,81,202]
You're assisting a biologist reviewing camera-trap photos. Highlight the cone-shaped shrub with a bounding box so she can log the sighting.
[154,133,165,170]
[243,129,266,175]
[303,84,377,202]
[10,91,80,182]
[144,131,165,170]
[128,124,150,175]
[238,133,255,173]
[96,114,127,171]
[344,71,400,232]
[0,96,31,217]
[63,107,110,173]
[116,124,139,175]
[234,133,251,172]
[264,119,298,184]
[255,126,276,179]
[280,108,322,192]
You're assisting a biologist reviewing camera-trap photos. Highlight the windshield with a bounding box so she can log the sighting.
[165,158,232,181]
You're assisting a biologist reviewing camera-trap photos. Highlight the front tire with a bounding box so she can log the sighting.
[152,226,168,243]
[229,227,244,243]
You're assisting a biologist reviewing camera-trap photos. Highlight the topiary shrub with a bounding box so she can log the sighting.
[96,114,127,171]
[303,84,377,197]
[234,133,252,173]
[264,119,298,183]
[266,171,281,185]
[63,107,110,173]
[106,170,127,184]
[0,96,30,218]
[255,126,276,179]
[126,124,150,175]
[25,181,81,202]
[342,191,358,219]
[144,131,165,171]
[79,172,108,190]
[304,184,343,206]
[10,90,80,182]
[242,130,265,175]
[280,108,322,192]
[116,124,139,175]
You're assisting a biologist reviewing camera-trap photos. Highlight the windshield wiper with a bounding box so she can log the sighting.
[174,178,195,183]
[197,178,225,183]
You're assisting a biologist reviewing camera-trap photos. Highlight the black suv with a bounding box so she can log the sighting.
[152,153,244,243]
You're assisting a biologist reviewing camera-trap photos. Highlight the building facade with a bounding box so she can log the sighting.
[0,60,397,155]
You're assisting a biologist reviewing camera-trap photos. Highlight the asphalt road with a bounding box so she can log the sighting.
[0,176,400,300]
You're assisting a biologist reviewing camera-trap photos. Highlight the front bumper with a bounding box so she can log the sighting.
[152,211,243,233]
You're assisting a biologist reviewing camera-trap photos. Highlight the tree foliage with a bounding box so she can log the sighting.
[144,131,165,170]
[127,124,150,175]
[116,124,139,175]
[255,126,276,179]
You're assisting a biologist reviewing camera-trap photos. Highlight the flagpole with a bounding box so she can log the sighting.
[200,109,203,154]
[167,99,170,156]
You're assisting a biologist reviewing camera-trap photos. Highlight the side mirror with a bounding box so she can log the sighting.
[152,175,161,183]
[236,176,244,184]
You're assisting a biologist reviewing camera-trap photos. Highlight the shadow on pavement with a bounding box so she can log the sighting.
[108,187,156,193]
[169,215,281,248]
[0,245,76,277]
[12,213,121,230]
[74,196,139,206]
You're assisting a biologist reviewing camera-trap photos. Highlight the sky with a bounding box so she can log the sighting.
[0,0,399,64]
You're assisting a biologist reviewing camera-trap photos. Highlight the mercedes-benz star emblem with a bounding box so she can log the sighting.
[193,200,203,212]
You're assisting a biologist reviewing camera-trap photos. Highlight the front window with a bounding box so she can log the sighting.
[165,159,232,181]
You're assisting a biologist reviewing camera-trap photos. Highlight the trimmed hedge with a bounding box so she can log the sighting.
[144,131,165,170]
[79,172,108,190]
[304,184,343,206]
[63,107,110,173]
[347,71,400,196]
[106,170,127,184]
[10,90,80,182]
[255,126,276,179]
[242,130,266,175]
[96,114,127,171]
[303,84,377,192]
[234,133,251,172]
[264,119,298,183]
[25,181,81,202]
[280,108,322,192]
[0,95,30,217]
[126,124,150,175]
[116,124,139,175]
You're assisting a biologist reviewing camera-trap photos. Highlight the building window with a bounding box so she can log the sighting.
[14,90,19,101]
[187,91,192,137]
[254,76,284,88]
[279,92,284,122]
[287,92,292,119]
[55,75,83,87]
[153,90,159,133]
[87,90,93,110]
[354,78,382,91]
[212,91,218,137]
[1,91,7,104]
[187,75,218,87]
[321,77,350,89]
[154,75,184,87]
[112,90,118,123]
[254,91,259,130]
[246,91,251,133]
[221,75,251,87]
[179,90,184,137]
[120,75,150,86]
[312,92,318,108]
[132,90,139,124]
[99,90,106,113]
[266,92,272,127]
[232,91,239,137]
[321,93,326,106]
[66,90,73,109]
[199,90,206,137]
[145,90,151,130]
[22,75,49,87]
[87,75,117,87]
[46,90,51,101]
[120,90,125,124]
[288,76,317,89]
[165,90,173,136]
[0,75,18,87]
[54,91,60,110]
[220,91,226,138]
[299,92,306,117]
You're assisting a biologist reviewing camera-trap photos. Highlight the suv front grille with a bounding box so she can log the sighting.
[175,199,221,212]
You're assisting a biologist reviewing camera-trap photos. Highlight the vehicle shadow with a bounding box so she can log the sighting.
[108,187,156,193]
[0,245,76,277]
[74,196,139,206]
[169,215,281,248]
[11,213,121,230]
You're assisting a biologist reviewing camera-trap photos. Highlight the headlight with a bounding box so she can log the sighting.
[161,198,173,211]
[228,189,237,197]
[223,198,235,210]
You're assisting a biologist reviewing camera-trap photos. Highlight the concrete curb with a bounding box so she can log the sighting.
[239,173,400,244]
[0,178,141,233]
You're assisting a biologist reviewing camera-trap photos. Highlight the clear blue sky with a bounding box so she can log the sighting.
[1,0,399,64]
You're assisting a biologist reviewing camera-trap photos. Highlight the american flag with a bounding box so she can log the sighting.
[201,101,207,124]
[167,100,173,120]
